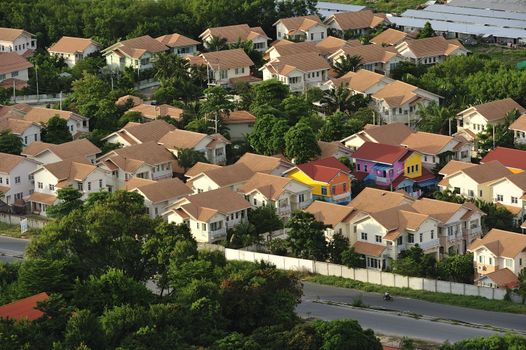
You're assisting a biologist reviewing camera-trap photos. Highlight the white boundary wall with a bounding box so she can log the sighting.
[224,248,517,302]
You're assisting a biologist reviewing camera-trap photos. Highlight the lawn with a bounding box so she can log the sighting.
[303,274,526,314]
[328,0,427,14]
[467,45,526,67]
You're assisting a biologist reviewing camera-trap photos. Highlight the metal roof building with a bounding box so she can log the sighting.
[401,9,525,29]
[423,4,526,21]
[316,1,366,17]
[447,0,526,13]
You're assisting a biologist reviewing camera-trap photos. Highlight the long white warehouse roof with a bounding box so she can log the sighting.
[424,4,526,21]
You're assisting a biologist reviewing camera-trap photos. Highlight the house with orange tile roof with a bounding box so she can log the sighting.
[456,98,526,154]
[0,117,41,146]
[199,24,270,52]
[0,27,36,56]
[370,28,412,46]
[264,36,357,60]
[283,157,351,204]
[103,120,176,147]
[191,48,255,86]
[395,36,468,65]
[158,129,230,165]
[274,15,328,42]
[261,52,331,92]
[468,228,526,288]
[328,44,403,77]
[509,113,526,145]
[0,52,32,89]
[48,36,100,67]
[305,200,356,239]
[164,187,251,243]
[352,142,437,197]
[0,152,39,207]
[239,172,312,217]
[324,10,387,36]
[22,138,101,165]
[221,110,256,141]
[128,103,184,121]
[102,35,169,72]
[97,142,174,190]
[155,33,199,56]
[128,177,192,218]
[0,292,48,321]
[29,159,110,216]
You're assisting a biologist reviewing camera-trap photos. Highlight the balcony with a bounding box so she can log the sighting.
[415,239,440,251]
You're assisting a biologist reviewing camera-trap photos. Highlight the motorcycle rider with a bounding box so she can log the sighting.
[384,291,391,300]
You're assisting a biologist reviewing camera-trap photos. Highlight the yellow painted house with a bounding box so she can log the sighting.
[284,157,351,204]
[403,152,422,178]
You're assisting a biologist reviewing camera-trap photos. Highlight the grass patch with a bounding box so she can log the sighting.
[328,0,427,14]
[467,45,526,67]
[0,222,38,239]
[303,274,526,314]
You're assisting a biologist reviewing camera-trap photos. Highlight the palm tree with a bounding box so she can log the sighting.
[416,102,452,134]
[205,35,228,52]
[153,52,190,81]
[321,85,351,114]
[332,54,363,77]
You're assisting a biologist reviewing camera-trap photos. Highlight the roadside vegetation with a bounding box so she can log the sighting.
[329,0,427,14]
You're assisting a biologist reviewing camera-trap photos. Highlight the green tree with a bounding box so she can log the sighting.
[153,52,190,81]
[248,115,279,155]
[227,220,259,248]
[248,204,284,236]
[392,246,437,278]
[285,122,320,163]
[205,35,228,51]
[177,148,209,171]
[63,309,106,350]
[281,94,312,125]
[0,130,23,155]
[46,187,83,219]
[440,333,526,350]
[332,54,363,77]
[41,115,73,144]
[312,319,382,350]
[201,85,235,135]
[341,247,366,268]
[328,232,349,264]
[516,267,526,304]
[117,111,143,127]
[416,102,453,134]
[436,253,474,283]
[251,79,289,110]
[319,111,352,142]
[286,211,329,261]
[0,87,10,104]
[267,238,289,256]
[418,22,436,38]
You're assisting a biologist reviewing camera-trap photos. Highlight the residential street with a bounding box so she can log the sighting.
[298,282,526,343]
[0,236,28,263]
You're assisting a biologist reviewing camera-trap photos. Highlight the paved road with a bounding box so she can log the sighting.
[298,282,526,343]
[0,236,28,263]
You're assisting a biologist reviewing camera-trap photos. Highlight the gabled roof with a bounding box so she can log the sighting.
[103,35,168,59]
[459,160,512,184]
[199,24,270,43]
[5,105,87,123]
[240,172,303,200]
[200,48,254,70]
[155,33,199,48]
[48,36,99,54]
[396,36,467,58]
[352,142,409,164]
[236,153,293,174]
[352,241,385,257]
[330,44,399,64]
[317,140,351,159]
[104,120,176,145]
[372,80,428,107]
[348,187,414,212]
[22,139,100,161]
[330,69,391,93]
[191,163,255,187]
[481,146,526,171]
[370,28,410,46]
[293,157,350,183]
[0,292,48,321]
[0,27,34,42]
[129,104,183,120]
[274,15,325,34]
[185,162,221,178]
[158,129,229,150]
[0,152,26,173]
[369,204,431,232]
[41,159,99,187]
[342,122,412,145]
[132,178,192,204]
[315,36,359,55]
[401,131,455,155]
[458,98,526,122]
[509,114,526,132]
[325,10,386,31]
[438,160,477,176]
[263,52,330,75]
[479,268,518,289]
[0,118,39,135]
[492,171,526,191]
[99,141,174,172]
[410,197,483,223]
[169,187,251,221]
[0,52,33,75]
[468,228,526,258]
[222,110,256,124]
[305,200,356,226]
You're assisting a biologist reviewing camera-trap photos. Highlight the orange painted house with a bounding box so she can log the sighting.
[284,157,351,204]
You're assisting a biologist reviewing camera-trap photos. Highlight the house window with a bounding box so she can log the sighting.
[99,179,103,188]
[331,185,336,194]
[321,187,327,196]
[364,165,368,172]
[87,182,91,191]
[357,164,361,171]
[235,212,239,219]
[321,32,325,39]
[505,259,512,268]
[408,233,414,243]
[511,196,518,204]
[38,182,43,189]
[310,33,314,40]
[289,76,300,84]
[210,221,222,231]
[203,223,207,231]
[431,230,434,239]
[407,166,410,173]
[140,58,149,65]
[215,148,224,157]
[419,233,423,243]
[447,226,453,236]
[375,235,382,243]
[14,176,20,184]
[220,70,228,79]
[11,71,18,77]
[397,236,403,245]
[479,255,483,263]
[520,258,523,266]
[489,257,493,265]
[468,190,474,197]
[196,222,200,229]
[496,194,503,201]
[5,178,7,185]
[235,68,239,74]
[415,165,419,172]
[253,198,257,205]
[361,232,368,240]
[343,182,347,192]
[78,183,83,191]
[299,193,305,203]
[453,187,460,194]
[49,184,55,191]
[479,190,483,197]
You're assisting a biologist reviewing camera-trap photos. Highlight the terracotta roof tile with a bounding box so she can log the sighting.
[352,241,385,257]
[461,160,512,184]
[438,160,477,176]
[264,52,330,75]
[48,36,99,54]
[348,187,414,212]
[458,98,525,122]
[222,110,256,124]
[201,48,254,70]
[22,139,100,161]
[133,177,192,203]
[115,95,143,107]
[275,15,324,34]
[0,292,48,321]
[509,114,526,132]
[397,36,466,58]
[155,33,199,48]
[0,27,33,42]
[236,153,293,173]
[240,172,298,200]
[305,200,355,226]
[371,28,410,46]
[0,152,25,173]
[326,10,386,31]
[372,80,422,107]
[99,141,174,171]
[480,268,518,289]
[468,228,526,258]
[294,157,350,183]
[330,69,389,93]
[119,119,176,144]
[401,131,454,155]
[200,24,269,44]
[104,35,168,59]
[317,140,351,159]
[344,122,412,145]
[185,162,221,178]
[332,44,398,65]
[0,52,33,75]
[27,192,57,205]
[129,104,183,120]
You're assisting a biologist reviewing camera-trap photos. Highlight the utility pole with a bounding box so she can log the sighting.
[59,91,62,110]
[35,65,39,101]
[448,118,452,136]
[492,124,496,150]
[12,79,16,103]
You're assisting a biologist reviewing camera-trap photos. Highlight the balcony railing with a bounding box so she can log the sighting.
[415,239,440,251]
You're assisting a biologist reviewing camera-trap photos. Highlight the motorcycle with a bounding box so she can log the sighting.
[383,294,393,301]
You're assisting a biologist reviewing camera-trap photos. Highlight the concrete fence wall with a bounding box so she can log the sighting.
[0,213,47,229]
[224,248,518,302]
